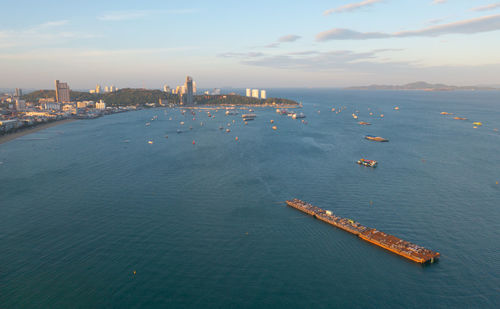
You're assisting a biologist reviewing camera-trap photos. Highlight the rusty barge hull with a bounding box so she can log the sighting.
[286,199,440,264]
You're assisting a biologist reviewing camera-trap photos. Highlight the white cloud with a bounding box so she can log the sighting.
[278,34,301,42]
[432,0,447,4]
[98,9,196,21]
[316,14,500,40]
[471,2,500,12]
[0,47,196,60]
[324,0,381,15]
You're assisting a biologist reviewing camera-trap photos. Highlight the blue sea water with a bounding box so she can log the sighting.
[0,89,499,308]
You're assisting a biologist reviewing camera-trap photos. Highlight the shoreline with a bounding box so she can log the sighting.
[0,118,76,146]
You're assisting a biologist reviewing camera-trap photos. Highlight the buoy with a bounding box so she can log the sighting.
[192,140,195,145]
[369,200,373,206]
[380,114,384,118]
[148,141,153,144]
[270,120,274,123]
[235,136,239,141]
[394,106,399,110]
[133,270,136,275]
[165,135,168,139]
[496,181,499,185]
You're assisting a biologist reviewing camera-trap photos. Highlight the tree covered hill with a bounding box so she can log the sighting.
[22,89,298,106]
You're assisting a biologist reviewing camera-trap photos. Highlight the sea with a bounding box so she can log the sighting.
[1,89,499,308]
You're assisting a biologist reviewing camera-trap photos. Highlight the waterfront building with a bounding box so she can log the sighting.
[55,80,71,103]
[104,86,109,93]
[246,88,251,97]
[41,102,61,111]
[260,90,267,99]
[251,89,259,98]
[95,84,101,94]
[163,84,170,92]
[95,100,106,110]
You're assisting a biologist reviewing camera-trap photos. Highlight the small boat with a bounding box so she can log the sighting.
[272,126,277,130]
[440,112,453,115]
[242,114,256,120]
[292,113,306,119]
[365,135,389,142]
[148,141,154,144]
[145,122,151,126]
[357,159,377,167]
[226,128,231,133]
[177,129,182,134]
[358,121,371,125]
[453,117,467,120]
[394,106,400,110]
[473,122,483,126]
[352,113,358,119]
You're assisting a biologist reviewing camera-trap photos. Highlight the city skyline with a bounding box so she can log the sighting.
[1,0,500,88]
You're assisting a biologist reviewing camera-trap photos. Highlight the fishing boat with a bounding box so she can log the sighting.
[357,159,377,167]
[365,135,389,142]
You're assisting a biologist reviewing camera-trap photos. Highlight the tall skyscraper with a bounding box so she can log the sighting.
[184,76,194,105]
[246,88,251,97]
[251,89,259,98]
[95,84,101,94]
[15,88,22,97]
[260,90,266,99]
[163,84,170,92]
[55,80,71,103]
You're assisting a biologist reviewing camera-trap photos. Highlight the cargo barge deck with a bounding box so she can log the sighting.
[286,199,440,264]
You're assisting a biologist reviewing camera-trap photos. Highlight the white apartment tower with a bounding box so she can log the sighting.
[260,90,266,99]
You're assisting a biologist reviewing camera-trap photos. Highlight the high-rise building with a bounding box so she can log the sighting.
[260,90,266,99]
[251,89,259,98]
[163,84,170,92]
[193,81,197,94]
[246,88,251,97]
[55,80,71,103]
[184,76,194,105]
[95,84,101,94]
[15,88,22,97]
[15,99,26,111]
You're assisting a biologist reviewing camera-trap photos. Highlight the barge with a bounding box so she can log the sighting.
[285,199,440,264]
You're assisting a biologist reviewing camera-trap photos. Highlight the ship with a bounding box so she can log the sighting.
[365,135,389,142]
[285,199,440,264]
[242,114,257,120]
[358,121,371,125]
[357,158,377,167]
[292,113,306,119]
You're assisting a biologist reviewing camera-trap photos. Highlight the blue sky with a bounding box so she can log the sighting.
[1,0,500,89]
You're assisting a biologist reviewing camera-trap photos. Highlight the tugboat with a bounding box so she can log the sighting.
[365,135,389,142]
[357,159,377,167]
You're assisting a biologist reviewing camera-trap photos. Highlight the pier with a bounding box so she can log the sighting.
[286,199,440,264]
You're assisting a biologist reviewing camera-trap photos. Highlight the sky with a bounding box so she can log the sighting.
[1,0,500,89]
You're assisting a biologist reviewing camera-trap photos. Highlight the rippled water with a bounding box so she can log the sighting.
[1,89,499,308]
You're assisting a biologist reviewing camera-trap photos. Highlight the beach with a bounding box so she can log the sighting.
[0,118,76,145]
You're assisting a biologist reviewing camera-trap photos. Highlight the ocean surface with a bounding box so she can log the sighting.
[1,89,499,308]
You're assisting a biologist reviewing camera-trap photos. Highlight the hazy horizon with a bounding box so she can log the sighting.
[2,0,500,89]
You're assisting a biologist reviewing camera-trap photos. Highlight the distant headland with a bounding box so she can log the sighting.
[345,81,500,91]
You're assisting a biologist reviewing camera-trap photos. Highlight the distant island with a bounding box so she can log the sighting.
[22,89,298,107]
[345,81,499,91]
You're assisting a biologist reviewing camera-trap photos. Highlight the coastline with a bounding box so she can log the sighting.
[0,118,76,146]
